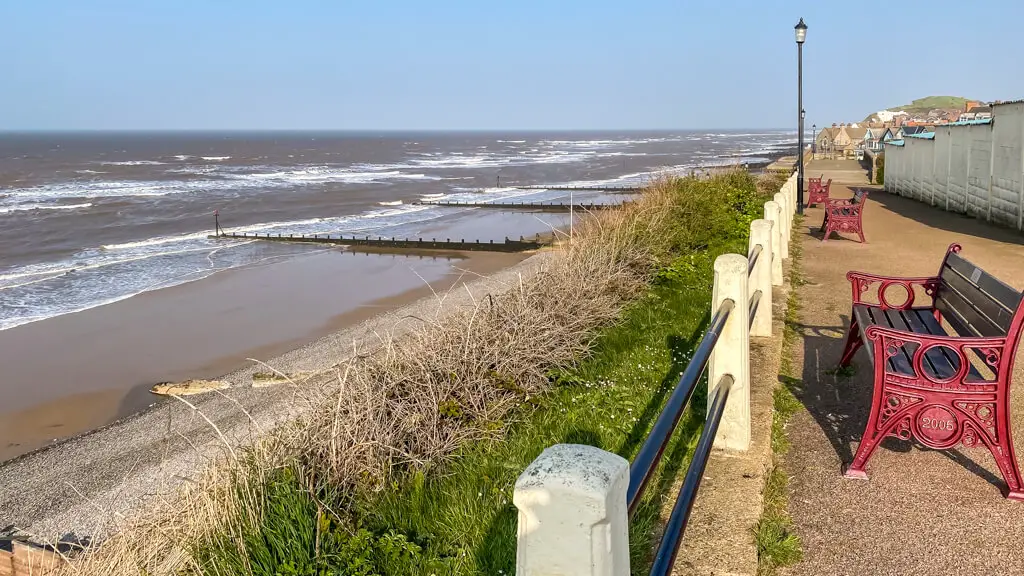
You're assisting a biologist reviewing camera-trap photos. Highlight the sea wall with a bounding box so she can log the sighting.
[885,101,1024,229]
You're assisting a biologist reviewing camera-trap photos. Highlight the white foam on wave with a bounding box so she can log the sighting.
[202,156,231,161]
[0,201,449,331]
[229,166,443,185]
[6,180,203,202]
[100,160,166,166]
[174,155,194,161]
[0,202,93,215]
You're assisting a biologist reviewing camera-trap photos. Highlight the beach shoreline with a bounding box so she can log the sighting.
[0,246,529,463]
[0,247,552,542]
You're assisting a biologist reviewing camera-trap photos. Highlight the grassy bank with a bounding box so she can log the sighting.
[64,170,785,576]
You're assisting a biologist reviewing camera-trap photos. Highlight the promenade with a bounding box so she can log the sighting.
[784,159,1024,574]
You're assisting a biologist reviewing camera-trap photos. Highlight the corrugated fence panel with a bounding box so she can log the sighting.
[933,127,950,208]
[965,124,992,218]
[990,103,1024,228]
[947,127,969,214]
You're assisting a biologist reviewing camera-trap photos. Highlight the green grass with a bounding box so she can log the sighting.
[353,248,733,575]
[755,216,804,575]
[194,173,769,576]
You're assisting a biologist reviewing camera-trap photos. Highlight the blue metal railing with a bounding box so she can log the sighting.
[627,243,764,576]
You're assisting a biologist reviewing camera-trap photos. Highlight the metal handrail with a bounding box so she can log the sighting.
[649,374,734,576]
[747,243,763,275]
[748,289,762,329]
[625,298,735,514]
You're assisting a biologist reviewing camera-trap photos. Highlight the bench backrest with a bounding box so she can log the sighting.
[936,250,1024,338]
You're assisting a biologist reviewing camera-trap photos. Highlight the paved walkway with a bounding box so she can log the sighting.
[784,159,1024,575]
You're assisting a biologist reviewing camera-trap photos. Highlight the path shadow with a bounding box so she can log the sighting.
[786,314,1004,491]
[870,191,1024,247]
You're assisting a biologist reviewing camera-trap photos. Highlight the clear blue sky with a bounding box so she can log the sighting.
[3,0,1022,131]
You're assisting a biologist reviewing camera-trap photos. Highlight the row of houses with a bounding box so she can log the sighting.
[873,101,993,126]
[814,124,931,157]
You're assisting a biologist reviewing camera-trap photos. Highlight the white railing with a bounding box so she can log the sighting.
[513,173,797,576]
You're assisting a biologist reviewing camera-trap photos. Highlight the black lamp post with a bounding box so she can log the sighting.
[811,123,817,157]
[795,17,807,215]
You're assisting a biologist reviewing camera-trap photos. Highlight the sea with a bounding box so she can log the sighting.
[0,131,795,331]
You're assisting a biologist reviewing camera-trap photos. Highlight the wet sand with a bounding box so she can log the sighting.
[0,246,527,462]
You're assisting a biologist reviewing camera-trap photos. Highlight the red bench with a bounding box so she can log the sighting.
[838,244,1024,500]
[821,189,868,243]
[807,176,830,206]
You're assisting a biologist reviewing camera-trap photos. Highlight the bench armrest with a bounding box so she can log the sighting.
[863,324,1007,381]
[846,272,940,309]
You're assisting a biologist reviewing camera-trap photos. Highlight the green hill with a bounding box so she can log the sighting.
[893,96,973,113]
[862,96,975,122]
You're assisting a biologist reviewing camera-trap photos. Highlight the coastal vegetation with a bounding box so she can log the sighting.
[61,169,786,576]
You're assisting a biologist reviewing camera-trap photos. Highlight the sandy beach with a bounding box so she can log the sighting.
[0,245,529,462]
[0,244,551,541]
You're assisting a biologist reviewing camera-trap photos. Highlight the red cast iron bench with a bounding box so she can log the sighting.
[807,176,830,206]
[838,244,1024,500]
[821,189,868,243]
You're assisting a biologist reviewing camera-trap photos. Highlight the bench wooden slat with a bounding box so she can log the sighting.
[853,305,876,365]
[945,252,1023,312]
[940,259,1018,333]
[866,307,914,375]
[900,309,956,379]
[935,281,1006,337]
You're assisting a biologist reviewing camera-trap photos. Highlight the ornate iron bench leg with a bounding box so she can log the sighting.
[982,402,1024,500]
[838,312,862,366]
[843,365,895,480]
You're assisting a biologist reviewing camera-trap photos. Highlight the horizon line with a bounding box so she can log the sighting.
[0,127,796,134]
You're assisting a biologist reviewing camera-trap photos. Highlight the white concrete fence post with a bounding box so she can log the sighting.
[514,444,631,576]
[773,192,790,258]
[763,201,784,286]
[709,254,750,451]
[748,219,773,337]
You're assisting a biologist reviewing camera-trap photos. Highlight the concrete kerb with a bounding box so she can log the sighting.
[773,192,790,259]
[673,278,789,576]
[764,202,784,286]
[514,444,631,576]
[709,254,751,451]
[748,220,773,338]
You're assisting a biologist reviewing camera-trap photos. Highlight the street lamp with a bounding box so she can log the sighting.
[811,123,817,158]
[795,17,807,215]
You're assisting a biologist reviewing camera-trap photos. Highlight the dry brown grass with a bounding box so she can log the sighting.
[51,178,704,575]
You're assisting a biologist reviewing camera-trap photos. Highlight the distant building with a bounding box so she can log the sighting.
[960,105,992,121]
[876,109,908,123]
[882,126,903,143]
[863,127,887,151]
[816,123,869,158]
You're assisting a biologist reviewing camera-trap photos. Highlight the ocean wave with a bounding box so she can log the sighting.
[202,156,231,161]
[99,160,166,166]
[228,166,443,185]
[0,202,93,215]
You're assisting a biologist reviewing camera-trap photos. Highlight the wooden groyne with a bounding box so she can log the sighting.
[414,200,624,212]
[211,232,545,253]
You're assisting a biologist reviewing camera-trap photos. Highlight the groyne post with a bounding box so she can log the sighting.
[709,253,750,451]
[513,444,630,576]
